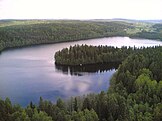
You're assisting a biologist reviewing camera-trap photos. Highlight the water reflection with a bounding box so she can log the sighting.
[55,62,120,76]
[0,37,162,106]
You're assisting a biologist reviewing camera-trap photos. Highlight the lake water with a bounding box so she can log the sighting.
[0,37,162,106]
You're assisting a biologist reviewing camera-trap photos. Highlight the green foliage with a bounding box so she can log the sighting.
[0,98,53,121]
[11,110,30,121]
[71,109,99,121]
[32,109,53,121]
[0,20,131,52]
[0,38,162,120]
[55,45,135,66]
[111,46,162,121]
[0,20,161,53]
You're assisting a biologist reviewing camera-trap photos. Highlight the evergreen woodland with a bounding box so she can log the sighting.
[1,46,162,121]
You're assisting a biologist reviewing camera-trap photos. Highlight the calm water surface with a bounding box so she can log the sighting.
[0,37,162,106]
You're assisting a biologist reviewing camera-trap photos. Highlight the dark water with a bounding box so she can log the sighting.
[0,37,162,106]
[55,62,120,76]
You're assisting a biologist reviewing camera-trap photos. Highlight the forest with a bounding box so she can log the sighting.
[0,20,129,52]
[55,45,136,66]
[1,46,162,121]
[0,20,162,52]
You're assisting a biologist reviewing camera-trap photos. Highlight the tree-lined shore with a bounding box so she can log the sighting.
[0,20,162,52]
[0,20,162,120]
[55,45,136,66]
[1,46,162,121]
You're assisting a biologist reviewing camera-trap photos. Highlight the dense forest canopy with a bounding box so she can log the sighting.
[0,20,162,120]
[1,46,162,121]
[0,20,162,52]
[55,45,136,66]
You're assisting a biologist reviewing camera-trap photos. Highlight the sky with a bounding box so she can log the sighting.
[0,0,162,20]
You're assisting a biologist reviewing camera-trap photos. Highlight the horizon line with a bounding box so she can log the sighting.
[0,18,162,21]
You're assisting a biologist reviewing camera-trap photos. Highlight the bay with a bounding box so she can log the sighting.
[0,37,162,106]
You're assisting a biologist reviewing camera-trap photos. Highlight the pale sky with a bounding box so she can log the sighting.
[0,0,162,20]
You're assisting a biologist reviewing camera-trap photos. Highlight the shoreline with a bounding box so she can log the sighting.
[0,35,161,53]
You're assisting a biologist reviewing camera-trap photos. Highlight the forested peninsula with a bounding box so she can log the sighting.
[0,20,162,52]
[55,45,136,66]
[1,46,162,121]
[1,19,162,121]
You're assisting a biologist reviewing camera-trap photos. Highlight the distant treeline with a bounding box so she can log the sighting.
[129,23,162,40]
[0,20,129,52]
[0,20,162,52]
[1,46,162,121]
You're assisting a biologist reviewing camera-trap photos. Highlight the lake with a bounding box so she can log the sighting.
[0,37,162,106]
